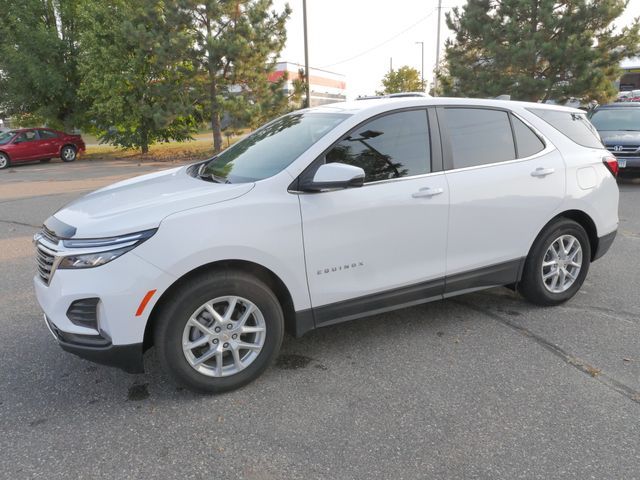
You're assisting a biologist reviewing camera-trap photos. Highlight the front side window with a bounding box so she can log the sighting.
[14,130,38,143]
[324,110,431,183]
[443,108,516,169]
[199,112,349,183]
[529,108,603,148]
[589,108,640,132]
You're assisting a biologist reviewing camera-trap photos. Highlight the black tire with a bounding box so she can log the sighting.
[154,270,284,393]
[0,152,9,169]
[40,158,51,163]
[60,145,76,162]
[519,218,591,306]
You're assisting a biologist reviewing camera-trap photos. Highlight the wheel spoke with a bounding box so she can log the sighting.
[188,317,214,336]
[231,346,243,370]
[236,341,261,351]
[543,269,557,280]
[241,325,265,334]
[542,260,557,268]
[238,305,255,327]
[215,351,224,376]
[204,303,224,324]
[564,237,575,255]
[183,335,209,351]
[224,297,238,321]
[193,346,217,366]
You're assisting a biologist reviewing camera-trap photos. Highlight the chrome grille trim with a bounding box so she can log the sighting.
[34,231,61,285]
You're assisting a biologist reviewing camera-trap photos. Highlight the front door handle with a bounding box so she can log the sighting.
[531,167,555,178]
[412,187,444,198]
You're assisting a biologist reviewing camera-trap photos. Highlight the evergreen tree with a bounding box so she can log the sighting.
[78,0,197,153]
[179,0,291,152]
[439,0,640,103]
[377,66,425,95]
[0,0,83,129]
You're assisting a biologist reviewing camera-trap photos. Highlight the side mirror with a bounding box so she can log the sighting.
[301,163,365,192]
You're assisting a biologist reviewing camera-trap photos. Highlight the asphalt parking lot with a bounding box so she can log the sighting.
[1,158,639,479]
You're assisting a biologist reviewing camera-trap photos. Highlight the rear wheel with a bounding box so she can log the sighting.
[0,153,9,169]
[519,218,590,306]
[154,270,284,393]
[60,145,76,162]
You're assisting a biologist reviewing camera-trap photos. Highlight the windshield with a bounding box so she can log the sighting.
[199,112,350,183]
[0,131,16,145]
[589,108,640,131]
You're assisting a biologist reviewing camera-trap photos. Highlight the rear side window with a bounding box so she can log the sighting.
[511,115,545,158]
[38,130,58,139]
[529,108,603,148]
[325,109,431,182]
[442,108,516,169]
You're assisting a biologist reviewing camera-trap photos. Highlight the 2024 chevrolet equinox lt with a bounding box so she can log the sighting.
[34,98,619,393]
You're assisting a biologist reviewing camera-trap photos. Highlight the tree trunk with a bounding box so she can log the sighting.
[210,78,223,153]
[140,123,149,154]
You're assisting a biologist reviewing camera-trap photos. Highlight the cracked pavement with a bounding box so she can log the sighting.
[1,159,639,479]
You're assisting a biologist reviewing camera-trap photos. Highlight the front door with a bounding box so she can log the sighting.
[297,109,449,326]
[10,130,40,162]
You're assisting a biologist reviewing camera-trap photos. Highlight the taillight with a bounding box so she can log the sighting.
[603,155,618,177]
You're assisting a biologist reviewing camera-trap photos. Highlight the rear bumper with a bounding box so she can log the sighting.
[45,314,144,373]
[593,229,617,261]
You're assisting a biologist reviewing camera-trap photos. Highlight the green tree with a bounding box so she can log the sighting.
[377,66,425,95]
[78,0,197,153]
[179,0,291,152]
[0,0,83,129]
[439,0,640,103]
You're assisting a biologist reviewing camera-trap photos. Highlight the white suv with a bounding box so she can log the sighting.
[34,98,619,392]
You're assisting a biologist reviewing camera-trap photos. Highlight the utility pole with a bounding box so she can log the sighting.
[415,41,424,91]
[434,0,442,95]
[302,0,311,108]
[389,57,393,73]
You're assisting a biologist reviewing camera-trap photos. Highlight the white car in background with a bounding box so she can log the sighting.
[34,97,619,392]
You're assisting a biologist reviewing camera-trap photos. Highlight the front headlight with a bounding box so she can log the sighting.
[57,229,156,270]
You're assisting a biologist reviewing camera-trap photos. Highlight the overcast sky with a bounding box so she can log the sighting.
[272,0,640,99]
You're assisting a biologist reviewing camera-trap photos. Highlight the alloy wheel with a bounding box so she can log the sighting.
[541,234,583,293]
[182,296,266,377]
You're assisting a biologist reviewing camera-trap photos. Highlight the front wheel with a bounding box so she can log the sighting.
[0,153,9,169]
[154,270,284,393]
[60,145,76,162]
[519,218,590,306]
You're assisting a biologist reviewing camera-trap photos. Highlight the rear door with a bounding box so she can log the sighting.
[438,106,565,292]
[297,108,449,325]
[36,129,61,157]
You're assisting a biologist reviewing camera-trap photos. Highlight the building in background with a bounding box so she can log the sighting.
[618,57,640,91]
[269,62,346,106]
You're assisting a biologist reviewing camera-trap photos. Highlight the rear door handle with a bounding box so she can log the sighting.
[412,187,444,198]
[531,167,555,178]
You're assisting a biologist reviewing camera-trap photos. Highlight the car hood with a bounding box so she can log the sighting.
[50,166,254,238]
[598,130,640,146]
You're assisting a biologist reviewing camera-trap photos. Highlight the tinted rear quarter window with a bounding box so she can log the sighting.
[442,108,516,169]
[529,108,603,148]
[511,115,545,157]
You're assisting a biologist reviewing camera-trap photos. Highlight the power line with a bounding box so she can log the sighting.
[319,9,438,69]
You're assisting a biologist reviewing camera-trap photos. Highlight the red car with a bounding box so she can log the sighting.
[0,128,85,169]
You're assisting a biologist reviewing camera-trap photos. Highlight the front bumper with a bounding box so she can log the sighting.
[34,251,176,372]
[614,156,640,172]
[45,315,144,373]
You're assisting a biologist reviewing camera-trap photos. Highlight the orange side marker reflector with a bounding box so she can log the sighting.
[135,289,157,317]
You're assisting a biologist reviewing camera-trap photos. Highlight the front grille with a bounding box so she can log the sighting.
[35,231,60,285]
[606,145,640,157]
